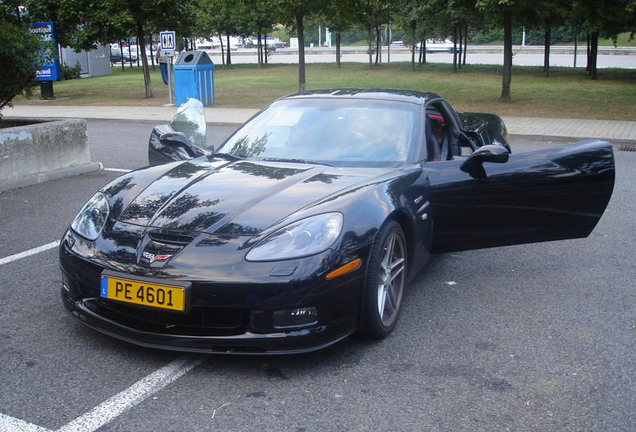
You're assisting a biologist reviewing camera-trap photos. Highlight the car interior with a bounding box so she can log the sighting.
[425,103,477,162]
[425,106,454,162]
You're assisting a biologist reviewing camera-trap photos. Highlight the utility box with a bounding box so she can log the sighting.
[173,51,215,106]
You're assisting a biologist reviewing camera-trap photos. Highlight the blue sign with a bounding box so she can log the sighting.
[160,31,176,51]
[28,22,60,81]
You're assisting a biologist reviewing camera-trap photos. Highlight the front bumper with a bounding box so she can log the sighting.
[59,232,368,354]
[61,294,353,354]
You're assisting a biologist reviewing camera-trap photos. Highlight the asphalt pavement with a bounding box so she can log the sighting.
[0,117,634,431]
[1,48,635,431]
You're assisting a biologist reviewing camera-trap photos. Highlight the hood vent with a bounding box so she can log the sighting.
[148,231,195,246]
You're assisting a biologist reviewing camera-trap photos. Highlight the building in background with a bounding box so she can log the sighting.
[60,45,111,78]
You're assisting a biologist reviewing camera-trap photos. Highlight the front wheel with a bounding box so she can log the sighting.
[361,221,407,340]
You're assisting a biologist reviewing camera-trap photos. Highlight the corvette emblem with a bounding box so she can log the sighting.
[142,251,172,264]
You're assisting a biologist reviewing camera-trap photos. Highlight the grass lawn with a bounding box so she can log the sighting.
[14,62,636,120]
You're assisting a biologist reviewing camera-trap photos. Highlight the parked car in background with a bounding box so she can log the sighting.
[109,48,123,63]
[420,39,457,53]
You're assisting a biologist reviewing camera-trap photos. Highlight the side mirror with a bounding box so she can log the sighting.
[160,132,202,155]
[148,127,207,166]
[460,144,509,178]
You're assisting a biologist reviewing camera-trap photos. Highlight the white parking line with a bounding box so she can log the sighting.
[0,355,205,432]
[0,241,60,266]
[0,412,51,432]
[57,355,205,432]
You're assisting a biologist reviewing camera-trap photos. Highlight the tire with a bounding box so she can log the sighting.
[361,220,407,340]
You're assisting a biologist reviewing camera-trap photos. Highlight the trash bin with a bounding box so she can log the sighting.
[173,51,215,106]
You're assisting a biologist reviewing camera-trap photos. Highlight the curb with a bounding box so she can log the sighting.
[0,162,102,193]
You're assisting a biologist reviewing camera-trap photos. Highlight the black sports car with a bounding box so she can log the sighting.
[59,90,615,354]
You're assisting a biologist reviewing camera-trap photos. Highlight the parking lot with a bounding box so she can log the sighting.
[0,120,634,431]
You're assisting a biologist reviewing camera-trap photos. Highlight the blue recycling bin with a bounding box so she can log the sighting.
[173,51,215,106]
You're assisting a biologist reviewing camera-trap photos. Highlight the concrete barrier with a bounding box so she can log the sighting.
[0,118,101,192]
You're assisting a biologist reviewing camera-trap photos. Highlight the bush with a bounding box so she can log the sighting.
[0,20,43,116]
[62,62,82,80]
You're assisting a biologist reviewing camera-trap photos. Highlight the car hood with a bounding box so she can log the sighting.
[117,158,389,235]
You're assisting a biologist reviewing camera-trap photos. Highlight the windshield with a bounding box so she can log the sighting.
[216,98,419,167]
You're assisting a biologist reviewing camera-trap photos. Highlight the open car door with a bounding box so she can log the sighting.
[425,140,615,254]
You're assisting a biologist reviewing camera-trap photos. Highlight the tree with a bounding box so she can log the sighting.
[197,0,246,66]
[275,0,327,92]
[357,0,393,66]
[0,18,43,116]
[322,0,358,68]
[515,0,567,77]
[501,9,513,100]
[425,0,479,73]
[575,0,635,80]
[394,0,427,71]
[476,0,531,100]
[245,0,279,67]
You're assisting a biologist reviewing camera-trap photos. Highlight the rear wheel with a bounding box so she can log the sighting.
[361,221,407,339]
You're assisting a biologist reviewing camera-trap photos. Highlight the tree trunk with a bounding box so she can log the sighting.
[296,12,306,92]
[126,42,133,68]
[261,34,265,65]
[590,31,598,80]
[219,32,225,66]
[463,25,468,65]
[120,40,125,71]
[573,25,578,68]
[458,26,463,70]
[226,33,232,65]
[452,26,458,73]
[257,31,262,68]
[387,23,391,63]
[586,31,591,72]
[336,31,341,68]
[367,27,373,66]
[375,26,381,65]
[137,22,152,98]
[264,32,268,65]
[411,24,416,71]
[423,38,427,64]
[501,10,513,101]
[543,22,551,77]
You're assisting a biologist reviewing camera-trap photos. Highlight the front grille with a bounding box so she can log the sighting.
[90,298,245,336]
[148,231,195,246]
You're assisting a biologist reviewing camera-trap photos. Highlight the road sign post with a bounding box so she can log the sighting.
[166,51,174,105]
[160,31,176,105]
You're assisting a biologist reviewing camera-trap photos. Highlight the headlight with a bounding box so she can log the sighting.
[71,192,110,240]
[246,213,343,261]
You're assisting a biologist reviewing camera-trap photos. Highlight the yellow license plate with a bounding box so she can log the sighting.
[100,273,187,312]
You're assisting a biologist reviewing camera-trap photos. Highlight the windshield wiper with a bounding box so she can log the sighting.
[258,157,333,167]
